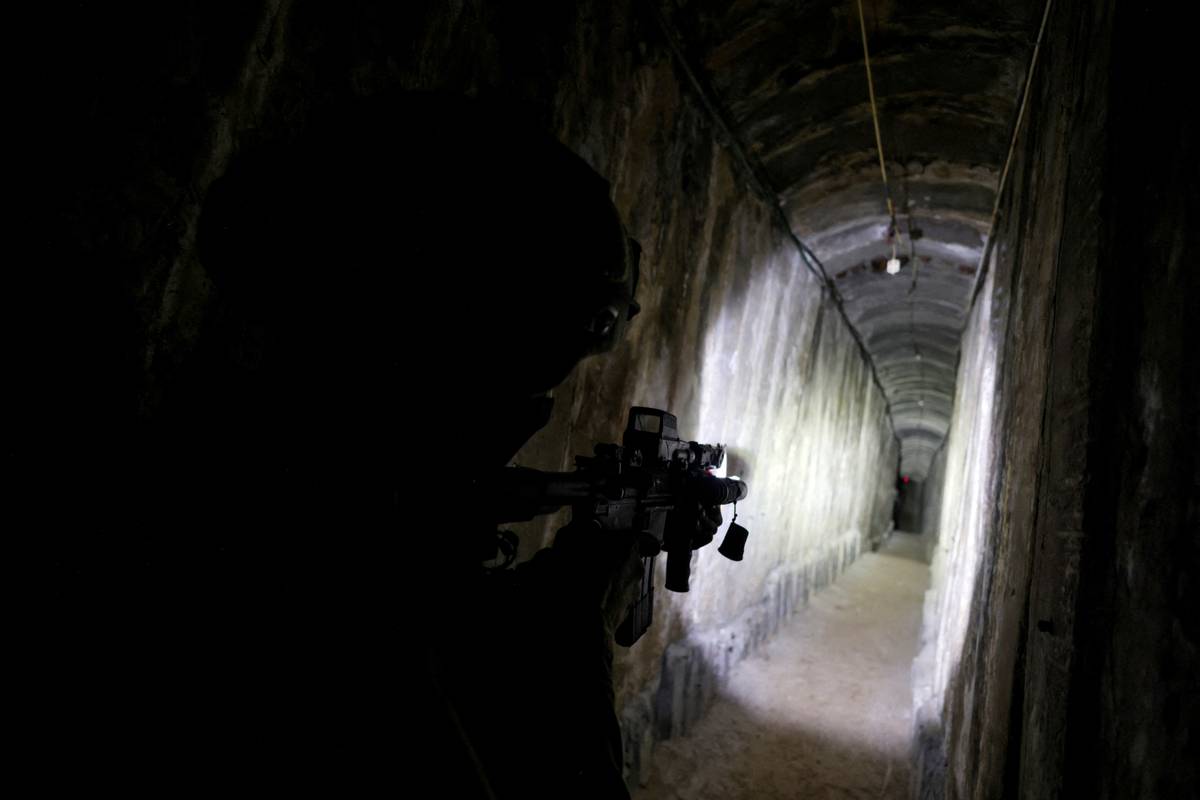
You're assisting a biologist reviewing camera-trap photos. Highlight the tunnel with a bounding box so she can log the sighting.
[54,1,1196,798]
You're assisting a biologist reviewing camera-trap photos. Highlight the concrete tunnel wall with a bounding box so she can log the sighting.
[67,0,899,788]
[911,249,1002,795]
[910,0,1198,797]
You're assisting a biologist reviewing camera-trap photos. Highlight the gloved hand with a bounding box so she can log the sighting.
[691,503,724,549]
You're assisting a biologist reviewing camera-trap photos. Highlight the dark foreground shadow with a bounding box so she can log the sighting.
[634,697,912,800]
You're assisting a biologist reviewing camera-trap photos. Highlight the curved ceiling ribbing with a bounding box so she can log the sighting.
[667,0,1041,479]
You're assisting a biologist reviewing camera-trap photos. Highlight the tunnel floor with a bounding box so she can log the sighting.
[635,532,931,800]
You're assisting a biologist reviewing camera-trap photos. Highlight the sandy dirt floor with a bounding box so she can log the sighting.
[634,532,930,800]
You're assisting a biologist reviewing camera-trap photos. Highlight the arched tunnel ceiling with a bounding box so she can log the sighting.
[666,0,1042,479]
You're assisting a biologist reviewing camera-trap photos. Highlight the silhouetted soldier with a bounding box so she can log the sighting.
[114,92,654,797]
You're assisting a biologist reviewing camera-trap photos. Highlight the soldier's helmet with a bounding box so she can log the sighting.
[199,92,641,401]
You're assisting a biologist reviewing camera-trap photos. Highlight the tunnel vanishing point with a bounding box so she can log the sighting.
[54,2,1195,798]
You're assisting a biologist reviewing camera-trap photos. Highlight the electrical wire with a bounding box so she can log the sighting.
[856,0,896,231]
[909,0,1057,471]
[967,0,1055,308]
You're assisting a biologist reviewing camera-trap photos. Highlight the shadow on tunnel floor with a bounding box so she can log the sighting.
[634,698,910,800]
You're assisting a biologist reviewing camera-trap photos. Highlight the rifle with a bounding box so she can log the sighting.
[484,407,749,646]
